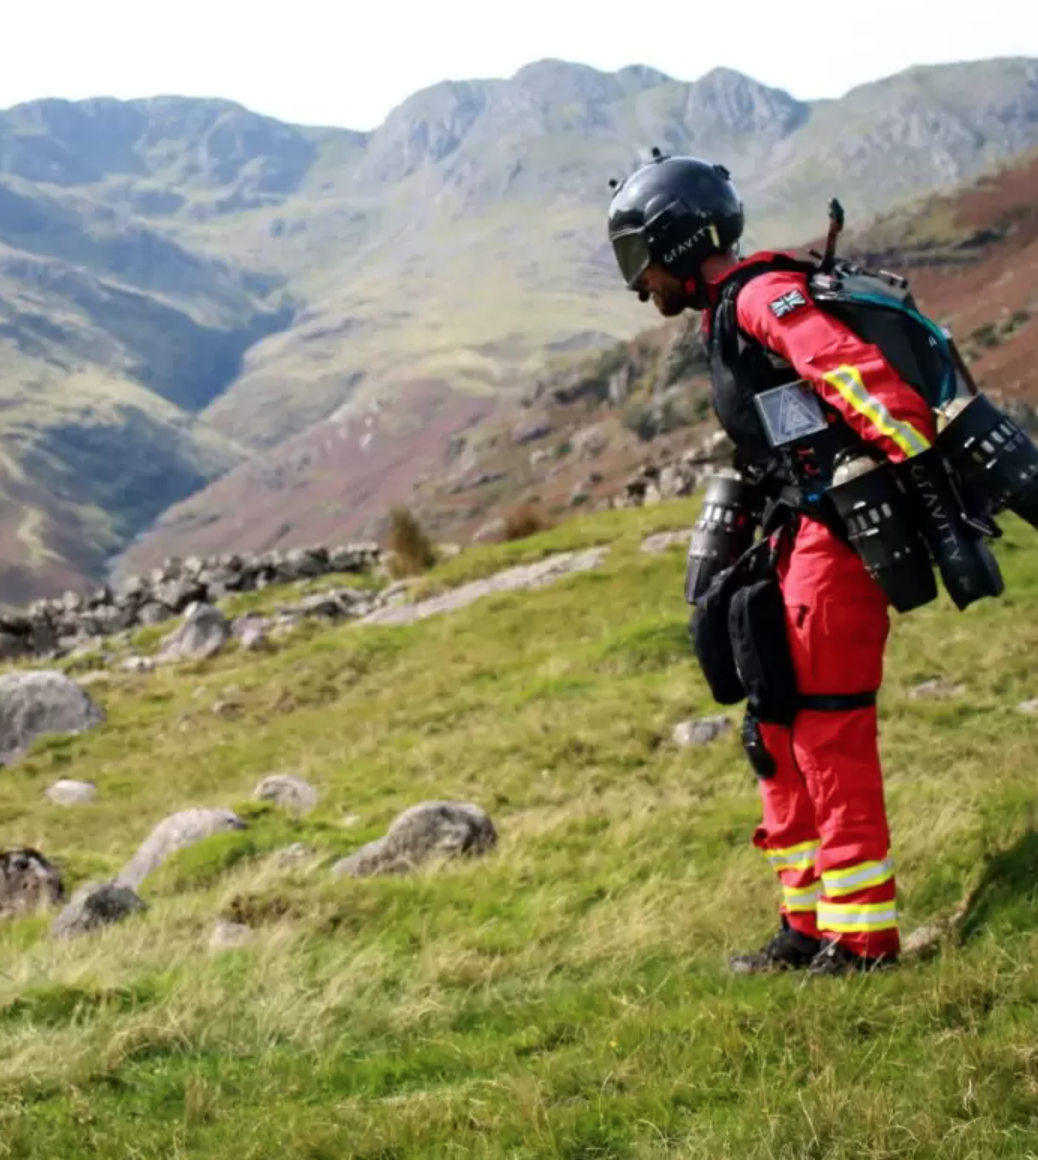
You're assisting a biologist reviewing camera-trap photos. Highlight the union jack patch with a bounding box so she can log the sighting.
[768,289,808,318]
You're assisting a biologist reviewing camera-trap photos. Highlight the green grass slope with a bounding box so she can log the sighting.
[4,499,1038,1155]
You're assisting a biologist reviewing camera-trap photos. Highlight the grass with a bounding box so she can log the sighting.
[5,498,1038,1156]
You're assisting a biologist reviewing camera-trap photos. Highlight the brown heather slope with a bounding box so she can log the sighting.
[844,147,1038,398]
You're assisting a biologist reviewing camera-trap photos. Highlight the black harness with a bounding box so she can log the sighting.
[705,257,861,538]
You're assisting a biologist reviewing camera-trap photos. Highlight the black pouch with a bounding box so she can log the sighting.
[727,571,799,725]
[688,539,770,706]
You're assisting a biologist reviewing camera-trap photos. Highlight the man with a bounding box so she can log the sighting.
[607,151,939,976]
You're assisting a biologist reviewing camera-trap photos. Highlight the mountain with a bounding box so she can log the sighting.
[1,57,1038,597]
[115,137,1038,568]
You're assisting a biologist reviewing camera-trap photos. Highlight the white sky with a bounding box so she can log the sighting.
[4,0,1038,131]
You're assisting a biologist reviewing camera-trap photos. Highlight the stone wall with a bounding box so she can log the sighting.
[0,543,381,662]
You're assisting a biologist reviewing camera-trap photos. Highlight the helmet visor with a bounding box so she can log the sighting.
[610,230,651,288]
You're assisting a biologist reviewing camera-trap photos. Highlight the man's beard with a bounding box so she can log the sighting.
[652,286,690,317]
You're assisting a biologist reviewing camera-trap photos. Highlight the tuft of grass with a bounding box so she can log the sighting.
[384,505,438,578]
[502,501,553,542]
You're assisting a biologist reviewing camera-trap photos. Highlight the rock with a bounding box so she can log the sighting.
[117,575,146,603]
[51,882,147,939]
[0,631,33,662]
[472,517,507,544]
[278,546,330,582]
[642,483,664,506]
[45,779,97,806]
[359,547,610,627]
[239,620,269,651]
[512,418,553,445]
[116,807,247,890]
[121,655,155,674]
[909,678,965,700]
[569,483,592,507]
[642,530,691,554]
[290,592,354,620]
[153,577,207,613]
[673,716,732,747]
[1017,699,1038,714]
[530,448,554,469]
[380,579,417,607]
[608,363,635,406]
[903,923,947,959]
[156,603,231,664]
[274,842,315,865]
[208,918,253,950]
[0,670,105,766]
[657,461,698,499]
[137,601,174,626]
[333,800,497,879]
[572,424,608,459]
[0,848,64,919]
[682,428,734,466]
[254,774,318,815]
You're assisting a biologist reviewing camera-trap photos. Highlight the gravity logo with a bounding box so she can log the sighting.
[663,224,720,265]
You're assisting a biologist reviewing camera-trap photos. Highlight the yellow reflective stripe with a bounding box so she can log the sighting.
[822,858,896,897]
[783,883,820,912]
[764,841,820,871]
[817,900,899,933]
[822,365,931,458]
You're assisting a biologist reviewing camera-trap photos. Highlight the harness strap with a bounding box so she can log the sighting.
[798,691,877,712]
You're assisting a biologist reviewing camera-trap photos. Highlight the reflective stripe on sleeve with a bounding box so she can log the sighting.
[822,365,931,458]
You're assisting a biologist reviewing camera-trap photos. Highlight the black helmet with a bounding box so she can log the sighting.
[607,149,744,300]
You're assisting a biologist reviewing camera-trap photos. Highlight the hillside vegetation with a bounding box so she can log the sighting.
[4,499,1038,1156]
[2,56,1038,597]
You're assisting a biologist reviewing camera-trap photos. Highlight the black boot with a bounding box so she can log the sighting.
[728,919,822,974]
[807,939,899,976]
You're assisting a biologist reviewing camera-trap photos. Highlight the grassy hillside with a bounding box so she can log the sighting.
[4,499,1038,1156]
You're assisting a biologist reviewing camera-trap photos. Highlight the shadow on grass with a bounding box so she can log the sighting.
[956,826,1038,942]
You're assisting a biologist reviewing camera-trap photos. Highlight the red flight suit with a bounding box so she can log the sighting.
[716,257,937,959]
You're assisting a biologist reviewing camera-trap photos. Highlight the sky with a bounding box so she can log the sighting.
[5,0,1038,131]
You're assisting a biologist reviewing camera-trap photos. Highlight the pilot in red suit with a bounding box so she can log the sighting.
[606,151,939,974]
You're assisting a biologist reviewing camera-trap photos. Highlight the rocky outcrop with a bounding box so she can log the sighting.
[116,807,248,891]
[0,543,381,663]
[615,428,733,509]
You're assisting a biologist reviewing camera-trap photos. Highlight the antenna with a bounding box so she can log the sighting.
[820,197,845,273]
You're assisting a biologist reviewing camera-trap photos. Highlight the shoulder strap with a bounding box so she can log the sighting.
[712,254,817,355]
